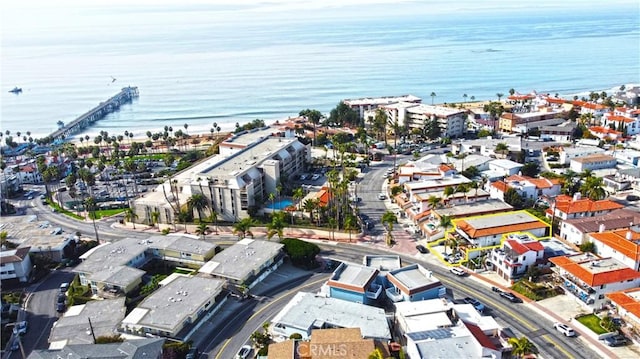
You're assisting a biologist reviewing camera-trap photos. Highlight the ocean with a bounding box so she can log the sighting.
[1,0,639,140]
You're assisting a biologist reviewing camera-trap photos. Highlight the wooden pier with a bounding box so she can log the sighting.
[49,86,139,141]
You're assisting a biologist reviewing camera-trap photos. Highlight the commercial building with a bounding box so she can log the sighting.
[570,154,617,172]
[324,262,381,305]
[550,253,640,309]
[198,238,284,288]
[134,127,309,224]
[385,264,445,302]
[0,247,32,283]
[488,233,545,284]
[49,298,126,348]
[270,292,391,341]
[121,275,225,339]
[29,338,165,359]
[394,299,512,359]
[452,211,550,258]
[268,328,390,359]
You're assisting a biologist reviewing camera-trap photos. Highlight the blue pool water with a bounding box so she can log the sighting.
[266,199,294,210]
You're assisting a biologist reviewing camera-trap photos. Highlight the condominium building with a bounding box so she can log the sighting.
[589,227,640,271]
[134,127,309,223]
[343,95,421,119]
[404,104,466,138]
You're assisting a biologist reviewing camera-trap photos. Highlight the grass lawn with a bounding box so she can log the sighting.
[576,314,608,335]
[90,208,126,219]
[48,201,85,220]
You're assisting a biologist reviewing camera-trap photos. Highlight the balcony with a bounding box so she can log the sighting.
[386,287,404,303]
[366,283,383,300]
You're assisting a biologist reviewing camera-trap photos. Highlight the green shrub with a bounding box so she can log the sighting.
[281,238,320,269]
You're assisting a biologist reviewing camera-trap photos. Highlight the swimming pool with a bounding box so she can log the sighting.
[266,199,294,210]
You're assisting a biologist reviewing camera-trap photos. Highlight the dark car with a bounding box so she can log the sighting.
[56,302,66,313]
[626,195,640,202]
[604,334,628,347]
[499,291,522,303]
[57,294,66,305]
[416,245,428,254]
[185,347,199,359]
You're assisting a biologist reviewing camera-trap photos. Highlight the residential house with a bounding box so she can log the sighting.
[452,211,550,259]
[324,262,382,305]
[270,292,391,341]
[572,100,608,118]
[588,126,623,141]
[546,194,624,221]
[120,275,225,339]
[488,233,545,283]
[485,159,523,178]
[550,253,640,309]
[606,288,640,332]
[570,154,617,172]
[385,264,446,302]
[589,227,640,271]
[613,149,640,167]
[560,209,640,245]
[198,238,284,288]
[0,247,32,283]
[489,174,561,202]
[452,137,522,157]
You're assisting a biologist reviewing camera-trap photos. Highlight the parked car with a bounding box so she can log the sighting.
[553,322,576,337]
[311,174,321,181]
[12,321,28,335]
[416,245,428,254]
[57,293,66,305]
[603,334,628,347]
[185,347,199,359]
[56,302,66,313]
[450,267,465,276]
[236,345,253,359]
[499,291,522,303]
[378,193,387,200]
[463,297,485,312]
[626,195,640,202]
[60,282,70,293]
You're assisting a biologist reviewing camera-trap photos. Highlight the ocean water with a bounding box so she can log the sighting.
[1,1,639,140]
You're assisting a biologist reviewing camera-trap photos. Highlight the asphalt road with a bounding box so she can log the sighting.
[207,272,329,359]
[6,270,76,358]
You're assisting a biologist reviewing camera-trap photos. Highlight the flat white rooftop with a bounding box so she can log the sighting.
[329,262,377,289]
[406,104,465,117]
[122,276,224,333]
[364,255,401,272]
[460,211,541,230]
[198,238,283,282]
[404,175,472,191]
[388,264,442,292]
[271,292,391,340]
[343,94,421,106]
[433,199,513,218]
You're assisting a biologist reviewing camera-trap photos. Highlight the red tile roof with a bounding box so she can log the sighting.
[589,126,622,135]
[456,219,547,238]
[607,115,635,124]
[590,230,640,261]
[463,322,498,350]
[553,195,623,215]
[523,241,544,252]
[507,240,531,255]
[550,256,640,286]
[606,289,640,320]
[491,181,508,193]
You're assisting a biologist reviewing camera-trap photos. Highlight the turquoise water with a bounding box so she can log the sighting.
[266,199,294,210]
[1,1,638,138]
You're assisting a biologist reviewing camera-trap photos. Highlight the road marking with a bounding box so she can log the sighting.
[540,334,576,359]
[213,276,328,359]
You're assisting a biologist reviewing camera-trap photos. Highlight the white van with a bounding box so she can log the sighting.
[450,267,466,276]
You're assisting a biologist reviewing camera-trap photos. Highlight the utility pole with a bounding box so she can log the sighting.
[88,317,97,344]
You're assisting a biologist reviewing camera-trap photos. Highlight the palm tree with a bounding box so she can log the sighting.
[496,93,504,101]
[187,194,209,222]
[292,187,305,211]
[266,211,286,240]
[439,215,454,254]
[268,192,276,210]
[427,195,442,209]
[233,218,256,239]
[430,92,437,105]
[124,208,138,230]
[443,186,455,204]
[463,93,468,103]
[303,198,318,225]
[195,222,210,240]
[580,176,606,200]
[381,210,398,246]
[84,197,100,243]
[208,210,218,234]
[495,142,509,157]
[151,211,160,228]
[508,336,538,358]
[344,216,356,242]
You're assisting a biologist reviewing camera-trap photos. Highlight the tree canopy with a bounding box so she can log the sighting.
[328,102,359,127]
[281,238,320,269]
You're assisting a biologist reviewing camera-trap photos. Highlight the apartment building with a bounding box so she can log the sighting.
[0,247,32,283]
[546,194,624,221]
[344,94,421,119]
[560,209,640,245]
[404,104,467,138]
[589,227,640,271]
[489,174,561,202]
[606,288,640,332]
[550,253,640,309]
[570,154,617,172]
